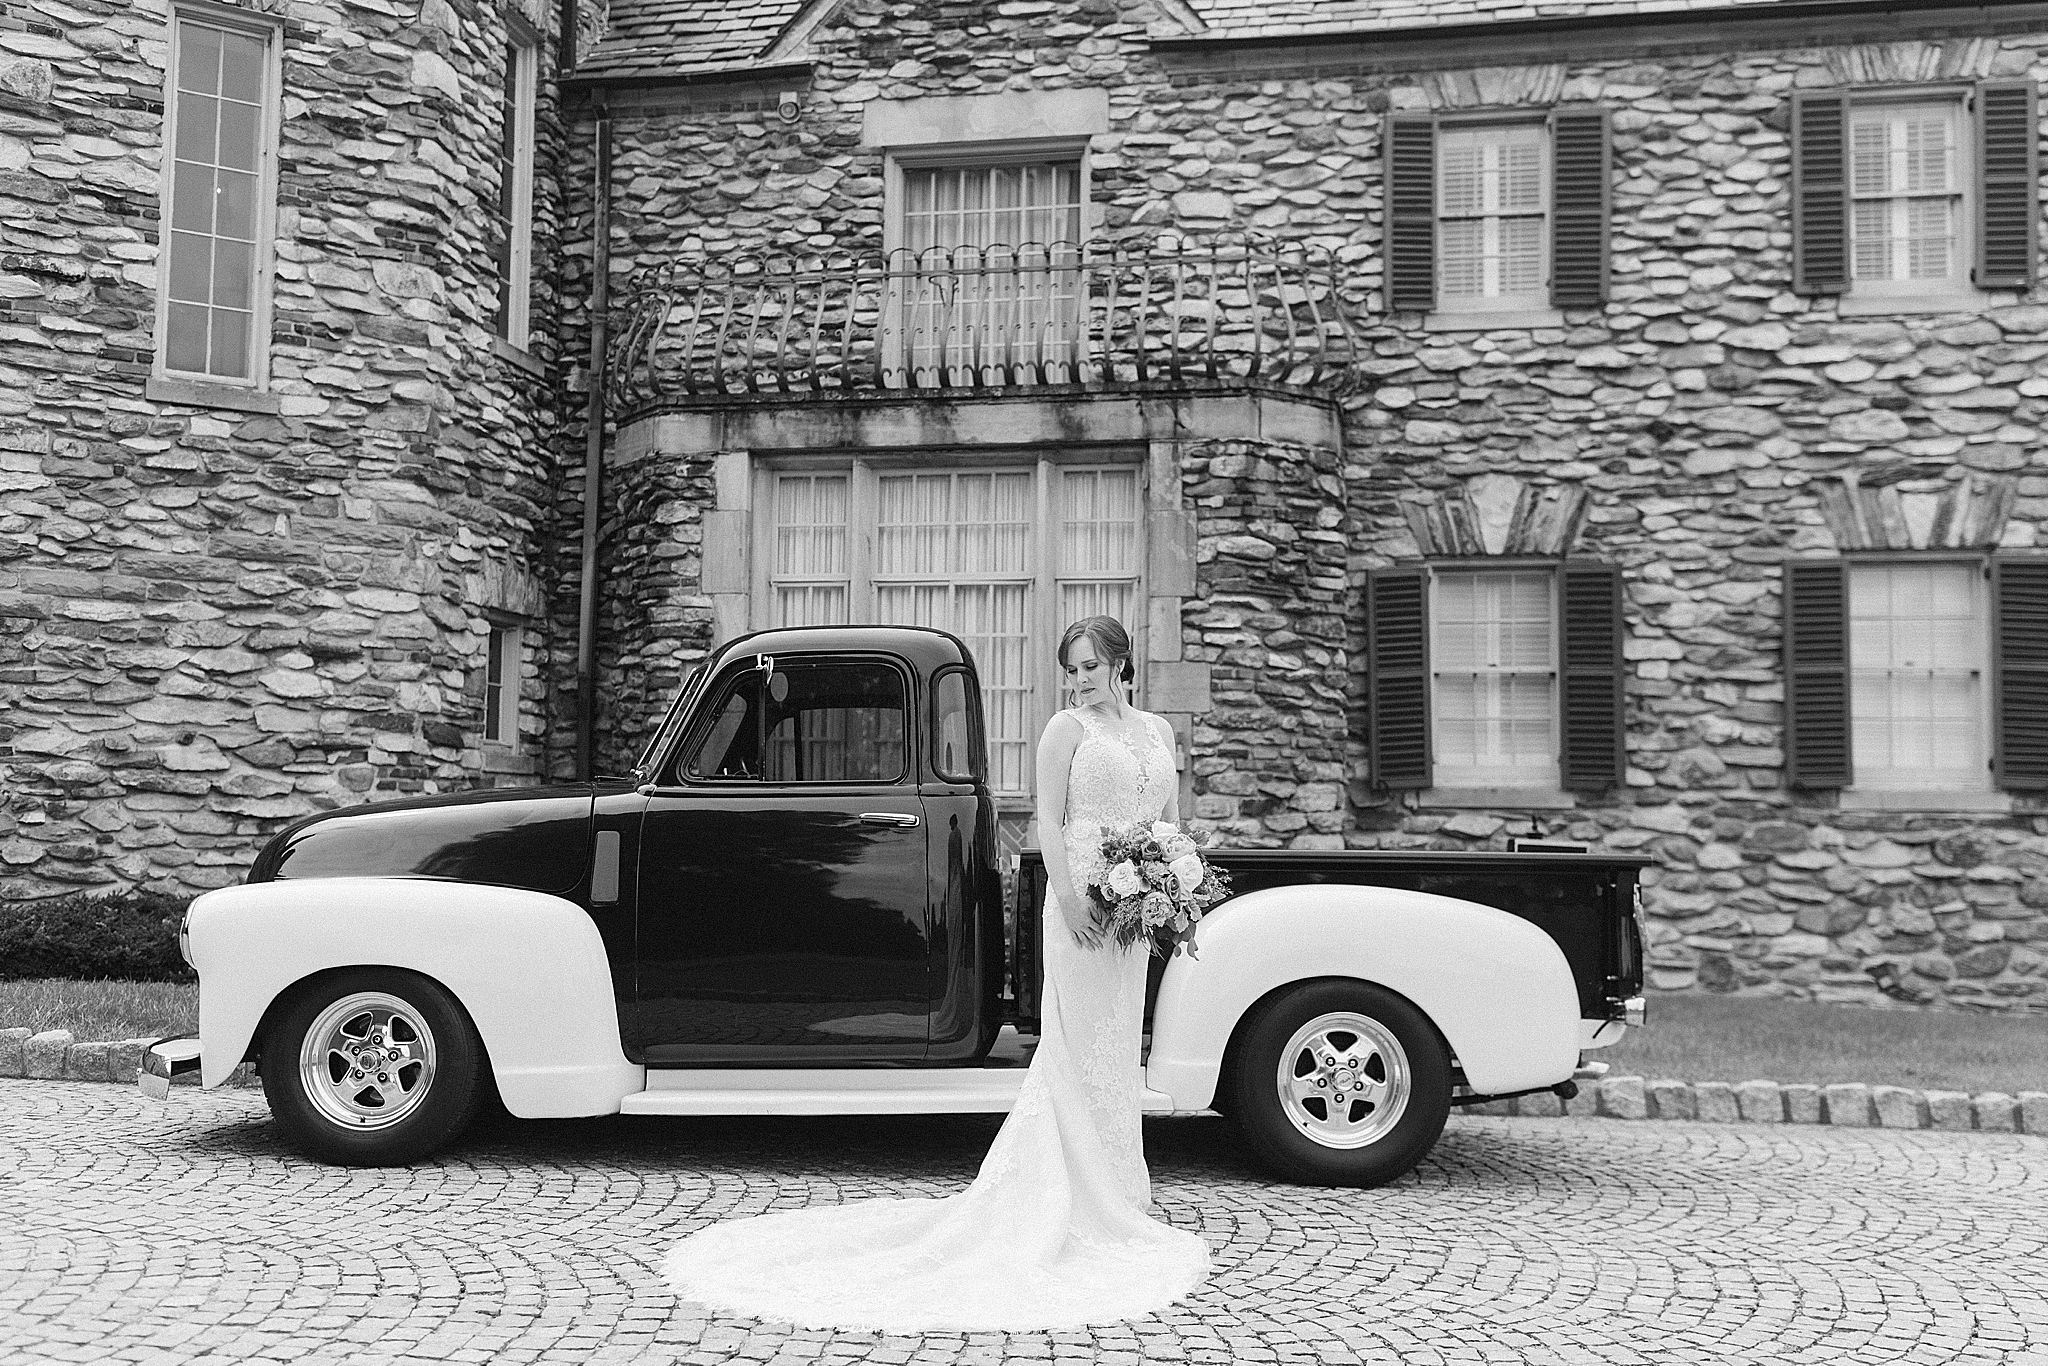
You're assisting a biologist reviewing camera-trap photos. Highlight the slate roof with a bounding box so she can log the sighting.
[1176,0,1785,41]
[576,0,806,80]
[572,0,1785,82]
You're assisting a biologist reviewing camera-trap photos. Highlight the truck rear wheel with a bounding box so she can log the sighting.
[1227,979,1451,1188]
[260,968,488,1167]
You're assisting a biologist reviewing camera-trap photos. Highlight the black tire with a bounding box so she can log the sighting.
[1226,979,1452,1187]
[260,968,489,1166]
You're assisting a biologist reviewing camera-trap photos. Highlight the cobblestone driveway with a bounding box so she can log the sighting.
[3,1079,2045,1366]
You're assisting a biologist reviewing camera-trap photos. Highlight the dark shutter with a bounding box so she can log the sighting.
[1783,560,1850,787]
[1559,561,1624,790]
[1993,555,2048,790]
[1550,107,1611,308]
[1791,90,1850,296]
[1367,568,1431,790]
[1386,114,1436,313]
[1976,80,2038,291]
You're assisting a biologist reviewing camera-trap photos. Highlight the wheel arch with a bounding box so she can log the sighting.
[188,877,642,1115]
[1145,883,1582,1109]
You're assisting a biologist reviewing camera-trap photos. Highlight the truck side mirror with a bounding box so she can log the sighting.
[757,653,788,703]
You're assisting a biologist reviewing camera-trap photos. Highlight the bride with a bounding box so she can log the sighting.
[661,615,1213,1331]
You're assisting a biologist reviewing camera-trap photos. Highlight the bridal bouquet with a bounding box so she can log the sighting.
[1085,821,1231,958]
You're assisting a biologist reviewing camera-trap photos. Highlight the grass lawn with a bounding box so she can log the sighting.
[0,979,198,1042]
[3,979,2044,1095]
[1603,991,2048,1095]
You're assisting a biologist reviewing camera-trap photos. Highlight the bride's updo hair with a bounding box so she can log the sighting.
[1058,615,1135,685]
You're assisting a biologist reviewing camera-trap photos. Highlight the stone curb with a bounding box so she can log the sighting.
[1465,1075,2048,1136]
[0,1028,258,1087]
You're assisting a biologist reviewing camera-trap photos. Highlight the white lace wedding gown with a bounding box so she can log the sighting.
[660,705,1212,1331]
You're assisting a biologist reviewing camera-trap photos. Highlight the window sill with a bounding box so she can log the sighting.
[1423,307,1566,333]
[491,336,546,378]
[146,375,281,414]
[1837,787,2012,812]
[1834,291,2007,318]
[1414,785,1578,810]
[482,747,537,775]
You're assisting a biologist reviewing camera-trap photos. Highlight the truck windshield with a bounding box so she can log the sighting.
[634,661,706,778]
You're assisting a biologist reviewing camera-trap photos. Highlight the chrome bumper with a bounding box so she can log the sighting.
[137,1035,202,1100]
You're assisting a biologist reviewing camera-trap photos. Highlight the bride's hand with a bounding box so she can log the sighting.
[1062,887,1104,949]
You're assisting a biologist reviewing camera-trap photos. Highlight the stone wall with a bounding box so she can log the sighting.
[0,0,580,900]
[571,1,2048,1010]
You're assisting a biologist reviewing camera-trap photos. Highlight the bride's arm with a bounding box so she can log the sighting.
[1150,712,1180,823]
[1035,712,1102,949]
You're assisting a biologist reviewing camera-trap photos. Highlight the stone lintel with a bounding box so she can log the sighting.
[1817,471,2018,551]
[634,389,1341,458]
[861,88,1110,148]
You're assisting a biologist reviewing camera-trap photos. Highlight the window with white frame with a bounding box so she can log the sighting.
[159,10,279,385]
[1437,124,1548,313]
[495,32,538,347]
[484,625,521,745]
[893,159,1085,382]
[764,461,1139,796]
[1849,561,1986,789]
[1431,569,1558,787]
[1850,100,1969,297]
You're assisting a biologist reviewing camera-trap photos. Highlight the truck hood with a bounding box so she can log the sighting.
[250,782,632,895]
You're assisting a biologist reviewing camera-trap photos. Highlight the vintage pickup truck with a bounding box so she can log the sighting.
[146,624,1648,1187]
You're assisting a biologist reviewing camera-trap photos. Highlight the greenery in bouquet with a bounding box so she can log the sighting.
[1083,820,1232,958]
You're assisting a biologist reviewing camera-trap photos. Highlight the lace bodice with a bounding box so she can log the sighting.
[1063,706,1176,884]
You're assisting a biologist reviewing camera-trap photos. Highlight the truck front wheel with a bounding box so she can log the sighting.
[260,969,489,1166]
[1226,979,1452,1188]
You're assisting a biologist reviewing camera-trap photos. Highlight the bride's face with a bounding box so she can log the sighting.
[1063,638,1121,707]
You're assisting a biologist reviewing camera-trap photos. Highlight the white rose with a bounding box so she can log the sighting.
[1106,861,1145,898]
[1150,820,1179,842]
[1160,832,1197,859]
[1169,852,1204,893]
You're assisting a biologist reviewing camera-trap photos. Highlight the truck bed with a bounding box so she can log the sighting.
[1010,847,1651,1028]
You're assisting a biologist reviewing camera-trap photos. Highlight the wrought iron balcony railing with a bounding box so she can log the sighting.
[604,236,1361,411]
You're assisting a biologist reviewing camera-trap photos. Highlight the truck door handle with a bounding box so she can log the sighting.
[859,812,920,828]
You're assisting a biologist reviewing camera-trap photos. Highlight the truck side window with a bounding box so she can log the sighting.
[931,666,984,783]
[763,661,905,783]
[680,659,907,784]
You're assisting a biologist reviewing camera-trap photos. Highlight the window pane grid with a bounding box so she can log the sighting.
[1432,570,1557,785]
[1850,563,1982,788]
[767,464,1142,798]
[1437,127,1546,307]
[1850,106,1961,284]
[166,18,267,381]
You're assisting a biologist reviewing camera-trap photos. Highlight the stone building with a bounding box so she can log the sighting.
[0,0,576,893]
[5,0,2048,1012]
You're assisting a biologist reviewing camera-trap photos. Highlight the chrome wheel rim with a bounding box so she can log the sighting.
[299,992,437,1131]
[1276,1010,1410,1149]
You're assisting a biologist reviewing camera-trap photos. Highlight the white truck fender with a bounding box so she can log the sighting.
[1145,884,1582,1109]
[186,876,642,1116]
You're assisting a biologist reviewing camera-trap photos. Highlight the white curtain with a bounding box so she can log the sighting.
[1432,570,1556,786]
[1850,562,1981,788]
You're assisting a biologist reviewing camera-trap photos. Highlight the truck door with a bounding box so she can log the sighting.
[631,653,932,1064]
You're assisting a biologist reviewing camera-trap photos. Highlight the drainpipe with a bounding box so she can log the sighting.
[574,104,611,780]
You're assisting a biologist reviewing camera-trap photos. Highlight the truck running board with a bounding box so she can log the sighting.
[624,1068,1181,1117]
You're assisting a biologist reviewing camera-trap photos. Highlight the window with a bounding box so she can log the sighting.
[484,625,521,745]
[892,157,1085,384]
[494,31,538,347]
[1850,101,1967,298]
[931,667,984,784]
[1431,570,1558,788]
[1437,125,1548,313]
[1384,109,1610,319]
[158,10,279,385]
[764,461,1141,796]
[1791,83,2038,302]
[1849,562,1986,789]
[682,660,907,784]
[1367,561,1623,797]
